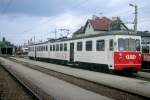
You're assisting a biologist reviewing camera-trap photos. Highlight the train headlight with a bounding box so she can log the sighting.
[119,53,123,61]
[119,53,122,56]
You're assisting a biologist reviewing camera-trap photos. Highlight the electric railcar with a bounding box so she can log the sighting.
[28,32,142,73]
[141,37,150,68]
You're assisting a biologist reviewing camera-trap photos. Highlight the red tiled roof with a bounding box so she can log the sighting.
[88,17,112,31]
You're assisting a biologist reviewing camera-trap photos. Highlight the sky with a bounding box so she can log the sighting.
[0,0,150,45]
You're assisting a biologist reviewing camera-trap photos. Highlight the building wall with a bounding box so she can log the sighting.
[84,23,98,35]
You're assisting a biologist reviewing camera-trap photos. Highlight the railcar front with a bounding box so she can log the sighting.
[114,35,142,72]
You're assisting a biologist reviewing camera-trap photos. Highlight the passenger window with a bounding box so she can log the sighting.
[46,46,48,51]
[64,43,67,51]
[136,39,140,51]
[41,46,42,51]
[53,45,55,51]
[96,40,105,51]
[86,41,92,51]
[142,46,149,53]
[43,46,45,51]
[56,44,59,51]
[40,46,41,51]
[109,39,114,51]
[60,44,63,51]
[77,42,82,51]
[50,45,53,51]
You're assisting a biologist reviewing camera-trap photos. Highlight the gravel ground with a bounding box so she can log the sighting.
[0,65,36,100]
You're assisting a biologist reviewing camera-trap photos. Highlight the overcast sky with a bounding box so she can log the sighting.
[0,0,150,45]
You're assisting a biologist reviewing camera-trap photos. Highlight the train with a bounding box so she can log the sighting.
[28,32,142,73]
[140,32,150,68]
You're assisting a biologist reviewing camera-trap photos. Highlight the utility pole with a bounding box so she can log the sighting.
[129,3,138,33]
[54,28,57,39]
[58,28,70,37]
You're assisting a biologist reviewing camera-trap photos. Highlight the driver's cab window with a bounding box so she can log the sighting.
[109,39,114,51]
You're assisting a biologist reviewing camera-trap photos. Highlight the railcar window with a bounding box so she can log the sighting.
[50,45,53,51]
[96,40,105,51]
[142,46,149,53]
[118,38,141,51]
[64,43,67,51]
[86,41,92,51]
[41,46,42,51]
[118,38,125,51]
[53,45,55,51]
[56,44,59,51]
[60,44,63,51]
[129,39,136,51]
[40,46,42,51]
[77,42,82,51]
[109,39,114,51]
[136,39,140,51]
[42,46,45,51]
[44,46,46,51]
[46,46,48,51]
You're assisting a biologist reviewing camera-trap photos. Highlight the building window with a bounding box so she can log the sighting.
[64,43,67,51]
[96,40,105,51]
[109,39,114,51]
[60,44,63,51]
[50,45,52,51]
[56,44,59,51]
[53,45,55,51]
[86,41,92,51]
[77,42,82,51]
[89,24,90,28]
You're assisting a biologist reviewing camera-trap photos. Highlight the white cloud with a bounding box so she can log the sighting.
[0,0,150,45]
[0,12,92,44]
[107,0,131,7]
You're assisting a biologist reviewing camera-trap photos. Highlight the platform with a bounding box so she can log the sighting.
[10,57,150,98]
[0,57,112,100]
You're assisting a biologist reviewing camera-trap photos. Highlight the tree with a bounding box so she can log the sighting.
[2,37,5,42]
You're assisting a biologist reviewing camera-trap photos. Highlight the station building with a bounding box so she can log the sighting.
[0,37,15,55]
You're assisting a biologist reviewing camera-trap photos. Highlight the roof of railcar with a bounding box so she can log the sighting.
[28,31,142,46]
[137,31,150,37]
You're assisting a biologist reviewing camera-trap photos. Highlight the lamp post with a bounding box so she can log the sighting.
[129,3,138,33]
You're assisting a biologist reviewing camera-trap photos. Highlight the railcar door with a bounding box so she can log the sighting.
[70,42,74,62]
[34,46,37,60]
[107,39,114,69]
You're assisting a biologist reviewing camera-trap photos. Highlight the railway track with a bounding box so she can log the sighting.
[0,63,39,100]
[141,69,150,73]
[12,56,150,82]
[0,57,55,100]
[5,57,149,100]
